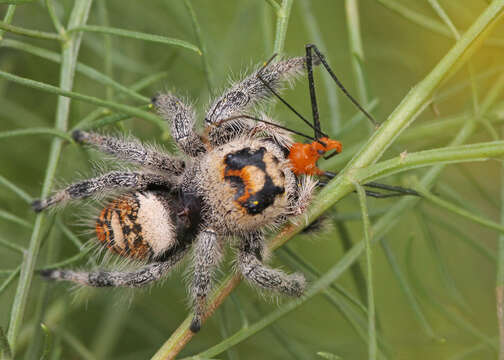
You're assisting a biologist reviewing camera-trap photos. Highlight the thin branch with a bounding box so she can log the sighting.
[6,1,93,355]
[0,20,62,41]
[0,174,32,204]
[0,70,165,130]
[355,184,376,360]
[345,0,369,106]
[68,25,201,55]
[0,5,16,41]
[273,0,293,54]
[184,0,213,96]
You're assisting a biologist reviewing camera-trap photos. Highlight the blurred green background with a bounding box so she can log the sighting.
[0,0,503,359]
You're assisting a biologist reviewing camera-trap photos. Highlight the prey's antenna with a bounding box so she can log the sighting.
[305,44,323,140]
[306,44,379,128]
[257,54,329,139]
[214,115,317,142]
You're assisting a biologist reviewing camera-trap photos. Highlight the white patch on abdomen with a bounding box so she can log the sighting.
[137,192,176,256]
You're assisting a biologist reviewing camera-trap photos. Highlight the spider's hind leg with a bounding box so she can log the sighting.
[237,231,306,297]
[190,229,223,333]
[40,249,189,288]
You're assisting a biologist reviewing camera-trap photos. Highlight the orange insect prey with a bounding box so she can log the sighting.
[288,137,342,176]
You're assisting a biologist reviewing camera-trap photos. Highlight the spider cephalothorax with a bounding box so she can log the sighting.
[34,55,316,332]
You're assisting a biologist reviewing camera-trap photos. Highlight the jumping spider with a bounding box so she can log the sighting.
[34,44,418,333]
[34,54,318,332]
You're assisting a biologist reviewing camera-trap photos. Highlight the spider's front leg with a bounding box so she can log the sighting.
[238,231,305,297]
[190,229,223,332]
[204,57,306,146]
[152,93,206,157]
[32,171,172,212]
[72,130,185,176]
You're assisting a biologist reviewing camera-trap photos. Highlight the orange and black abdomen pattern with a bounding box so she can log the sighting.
[96,194,154,260]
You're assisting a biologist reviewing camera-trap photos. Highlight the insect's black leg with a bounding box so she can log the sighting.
[305,44,322,139]
[320,171,420,197]
[364,182,420,197]
[306,44,379,128]
[256,61,326,137]
[364,190,404,199]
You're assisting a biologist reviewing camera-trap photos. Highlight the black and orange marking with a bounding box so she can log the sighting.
[95,194,154,260]
[222,147,284,215]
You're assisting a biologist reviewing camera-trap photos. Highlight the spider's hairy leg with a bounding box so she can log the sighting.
[72,130,185,175]
[32,171,172,212]
[40,247,189,287]
[152,93,206,157]
[290,176,317,216]
[238,231,305,297]
[204,57,306,145]
[190,229,223,333]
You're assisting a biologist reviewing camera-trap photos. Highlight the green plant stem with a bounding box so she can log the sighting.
[416,186,504,234]
[189,246,386,360]
[376,0,504,48]
[151,3,504,358]
[25,225,59,360]
[5,1,93,356]
[380,237,437,340]
[416,208,471,313]
[184,0,213,96]
[0,267,20,295]
[0,327,11,360]
[39,324,52,360]
[0,127,73,142]
[355,185,376,360]
[68,25,201,55]
[90,300,129,360]
[45,0,66,37]
[0,70,165,130]
[96,1,113,101]
[280,246,368,315]
[0,20,62,41]
[358,141,504,182]
[273,0,293,54]
[345,0,369,105]
[0,209,32,229]
[427,213,496,261]
[1,39,148,102]
[333,216,369,307]
[427,0,460,39]
[56,327,97,360]
[0,174,32,203]
[0,5,16,41]
[406,237,497,353]
[264,0,280,11]
[0,238,25,254]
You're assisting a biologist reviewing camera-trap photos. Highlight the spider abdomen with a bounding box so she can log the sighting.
[96,191,176,261]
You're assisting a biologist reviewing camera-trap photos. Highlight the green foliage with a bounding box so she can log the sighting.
[0,1,504,359]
